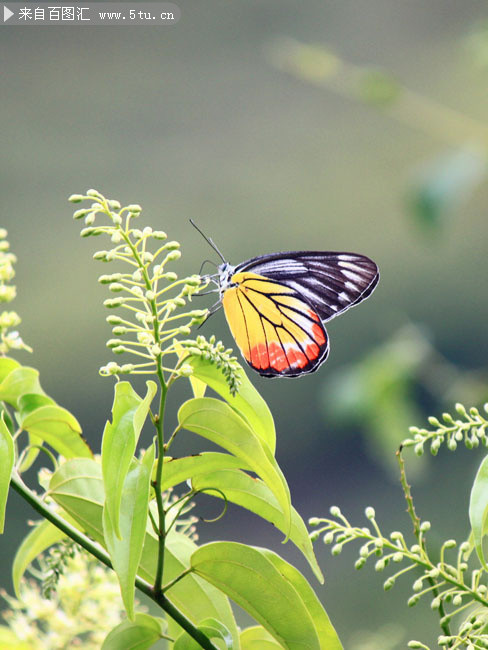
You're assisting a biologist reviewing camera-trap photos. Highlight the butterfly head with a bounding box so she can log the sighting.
[217,261,236,297]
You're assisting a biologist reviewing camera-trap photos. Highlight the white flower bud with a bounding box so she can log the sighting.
[365,507,375,520]
[127,204,142,213]
[179,364,193,377]
[166,250,181,262]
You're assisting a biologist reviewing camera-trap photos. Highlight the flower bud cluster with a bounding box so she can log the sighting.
[309,505,488,645]
[70,190,215,384]
[0,229,32,355]
[179,335,242,396]
[0,545,130,647]
[403,403,488,456]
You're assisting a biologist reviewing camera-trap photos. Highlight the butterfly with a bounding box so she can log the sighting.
[192,221,379,378]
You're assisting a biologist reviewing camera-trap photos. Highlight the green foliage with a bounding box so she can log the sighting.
[191,542,339,649]
[102,613,169,649]
[0,191,337,650]
[310,403,488,649]
[0,414,14,533]
[177,397,292,538]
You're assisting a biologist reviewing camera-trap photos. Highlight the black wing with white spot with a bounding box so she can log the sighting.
[236,251,379,323]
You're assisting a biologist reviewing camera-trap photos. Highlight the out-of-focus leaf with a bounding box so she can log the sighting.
[320,325,430,477]
[178,398,290,537]
[266,38,340,84]
[469,453,488,570]
[408,147,487,230]
[102,381,156,538]
[20,404,91,460]
[0,367,44,407]
[12,520,66,598]
[358,68,401,106]
[157,452,249,492]
[240,626,283,649]
[174,617,234,649]
[102,612,167,649]
[0,414,14,533]
[103,445,155,620]
[192,468,323,583]
[191,542,343,649]
[188,355,276,454]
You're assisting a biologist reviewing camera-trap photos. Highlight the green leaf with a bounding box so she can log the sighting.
[174,617,234,649]
[469,453,488,570]
[18,393,55,420]
[104,445,155,620]
[102,612,167,649]
[260,548,342,649]
[49,459,240,645]
[49,458,106,544]
[157,532,239,646]
[12,520,67,598]
[188,355,276,453]
[102,381,157,538]
[192,468,323,583]
[240,626,283,649]
[0,366,44,407]
[0,357,20,383]
[159,452,249,492]
[0,414,14,533]
[20,404,91,460]
[191,542,343,650]
[18,433,43,473]
[178,398,290,537]
[17,395,57,471]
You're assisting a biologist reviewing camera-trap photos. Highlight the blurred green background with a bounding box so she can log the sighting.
[2,1,488,646]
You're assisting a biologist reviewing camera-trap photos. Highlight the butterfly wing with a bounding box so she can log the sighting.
[235,251,379,322]
[222,272,329,377]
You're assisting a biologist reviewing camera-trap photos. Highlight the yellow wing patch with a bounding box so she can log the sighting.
[222,272,329,377]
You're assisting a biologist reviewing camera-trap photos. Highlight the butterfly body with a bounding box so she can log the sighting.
[216,251,379,378]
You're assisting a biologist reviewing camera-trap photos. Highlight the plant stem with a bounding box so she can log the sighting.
[116,218,169,597]
[396,446,452,640]
[10,471,219,650]
[153,373,167,596]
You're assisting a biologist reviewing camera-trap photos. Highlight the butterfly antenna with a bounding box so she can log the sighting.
[199,259,218,275]
[190,219,226,263]
[197,300,222,328]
